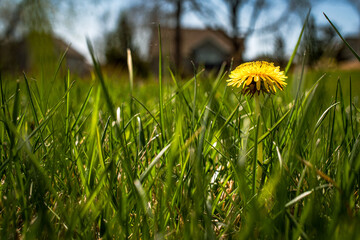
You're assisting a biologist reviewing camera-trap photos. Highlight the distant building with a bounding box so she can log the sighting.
[0,34,91,76]
[336,35,360,70]
[148,27,244,73]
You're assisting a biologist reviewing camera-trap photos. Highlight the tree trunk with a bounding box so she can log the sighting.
[230,0,242,62]
[175,0,182,71]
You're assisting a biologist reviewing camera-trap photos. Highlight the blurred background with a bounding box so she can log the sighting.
[0,0,359,77]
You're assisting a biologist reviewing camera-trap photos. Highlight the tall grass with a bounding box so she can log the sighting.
[0,14,359,239]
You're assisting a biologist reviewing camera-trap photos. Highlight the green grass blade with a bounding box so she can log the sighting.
[65,70,70,138]
[11,80,20,127]
[132,96,160,127]
[324,13,360,62]
[285,184,331,208]
[191,61,197,132]
[137,116,146,150]
[284,9,311,75]
[24,74,40,126]
[349,77,355,139]
[80,168,107,217]
[101,115,111,145]
[23,73,48,153]
[45,46,69,104]
[139,143,171,183]
[86,39,116,121]
[258,107,291,143]
[127,48,134,115]
[25,80,75,142]
[337,79,347,134]
[314,102,339,132]
[134,179,153,218]
[350,134,360,171]
[252,116,260,195]
[158,25,166,143]
[71,85,93,132]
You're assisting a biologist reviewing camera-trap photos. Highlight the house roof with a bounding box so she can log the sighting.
[52,37,88,62]
[336,35,360,62]
[0,34,90,75]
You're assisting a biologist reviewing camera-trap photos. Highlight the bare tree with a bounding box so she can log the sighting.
[122,0,209,72]
[0,0,52,42]
[104,10,150,77]
[174,0,182,72]
[191,0,315,62]
[222,0,268,61]
[274,34,286,67]
[124,0,305,69]
[0,0,113,42]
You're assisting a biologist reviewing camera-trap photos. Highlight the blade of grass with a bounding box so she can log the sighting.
[134,179,153,218]
[284,9,311,75]
[349,77,355,140]
[132,96,160,127]
[258,107,291,143]
[324,13,360,62]
[286,210,309,240]
[139,143,171,183]
[80,167,108,217]
[196,64,227,128]
[252,116,260,195]
[71,85,93,132]
[0,113,58,198]
[191,61,197,132]
[137,116,145,151]
[87,39,135,193]
[350,134,360,172]
[158,25,166,143]
[337,79,347,134]
[127,48,134,115]
[45,46,69,104]
[86,39,115,121]
[12,80,20,127]
[314,102,339,132]
[25,80,75,142]
[65,70,70,139]
[101,115,111,145]
[298,156,339,189]
[23,73,47,153]
[168,68,193,115]
[285,184,331,208]
[327,81,339,160]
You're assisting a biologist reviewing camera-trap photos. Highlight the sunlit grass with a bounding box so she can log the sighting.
[0,13,359,240]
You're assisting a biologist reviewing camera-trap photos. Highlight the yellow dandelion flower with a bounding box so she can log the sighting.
[227,61,287,96]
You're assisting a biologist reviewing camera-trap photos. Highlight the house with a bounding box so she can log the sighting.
[336,35,360,70]
[148,27,244,73]
[0,34,91,76]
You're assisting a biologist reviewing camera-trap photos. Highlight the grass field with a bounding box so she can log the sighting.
[1,18,360,239]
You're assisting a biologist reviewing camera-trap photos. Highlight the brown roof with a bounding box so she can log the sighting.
[336,35,360,62]
[0,35,90,76]
[53,37,87,62]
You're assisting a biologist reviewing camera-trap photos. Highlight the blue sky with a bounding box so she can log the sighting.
[53,0,360,62]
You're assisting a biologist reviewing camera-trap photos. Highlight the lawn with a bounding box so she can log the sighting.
[0,21,360,240]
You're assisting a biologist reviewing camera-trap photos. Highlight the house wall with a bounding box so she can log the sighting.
[148,27,244,73]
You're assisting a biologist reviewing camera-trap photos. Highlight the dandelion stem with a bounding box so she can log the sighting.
[254,93,263,187]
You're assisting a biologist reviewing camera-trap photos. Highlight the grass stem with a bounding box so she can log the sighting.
[254,93,263,187]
